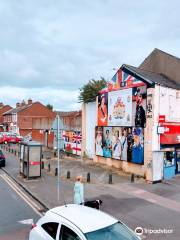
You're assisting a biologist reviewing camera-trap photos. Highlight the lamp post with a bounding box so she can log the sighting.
[57,114,60,201]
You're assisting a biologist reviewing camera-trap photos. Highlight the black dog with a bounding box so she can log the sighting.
[84,199,103,210]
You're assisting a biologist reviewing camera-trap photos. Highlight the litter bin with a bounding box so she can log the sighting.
[19,141,42,179]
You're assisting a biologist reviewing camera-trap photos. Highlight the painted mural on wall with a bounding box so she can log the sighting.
[63,130,82,156]
[95,126,144,164]
[106,69,146,92]
[97,93,108,126]
[108,88,132,126]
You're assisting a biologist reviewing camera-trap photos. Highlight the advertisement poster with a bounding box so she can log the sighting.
[108,88,132,126]
[95,126,103,156]
[132,86,147,127]
[98,93,108,126]
[103,127,112,158]
[63,131,82,156]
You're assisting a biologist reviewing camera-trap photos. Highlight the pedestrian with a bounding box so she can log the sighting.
[74,175,84,205]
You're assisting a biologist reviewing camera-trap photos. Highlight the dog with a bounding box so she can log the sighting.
[84,199,103,209]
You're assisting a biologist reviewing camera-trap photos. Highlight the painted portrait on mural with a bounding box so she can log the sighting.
[132,86,147,128]
[120,127,128,161]
[98,93,108,126]
[103,127,112,158]
[95,126,103,156]
[108,88,132,126]
[112,127,122,160]
[131,127,144,164]
[127,127,133,162]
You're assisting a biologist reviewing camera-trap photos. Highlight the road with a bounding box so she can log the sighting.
[0,169,40,240]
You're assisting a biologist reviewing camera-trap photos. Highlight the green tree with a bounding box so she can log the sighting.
[78,77,107,103]
[46,103,53,111]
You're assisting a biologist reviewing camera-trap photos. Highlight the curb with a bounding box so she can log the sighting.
[1,167,50,212]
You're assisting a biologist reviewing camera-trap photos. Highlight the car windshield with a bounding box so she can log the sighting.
[85,222,139,240]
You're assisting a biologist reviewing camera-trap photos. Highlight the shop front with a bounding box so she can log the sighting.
[160,124,180,179]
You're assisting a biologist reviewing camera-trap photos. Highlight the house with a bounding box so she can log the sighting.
[82,48,180,182]
[3,99,55,147]
[0,103,12,131]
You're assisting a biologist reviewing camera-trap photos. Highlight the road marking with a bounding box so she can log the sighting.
[0,173,43,217]
[18,219,33,225]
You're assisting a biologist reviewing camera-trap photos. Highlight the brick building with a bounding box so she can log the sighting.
[0,103,12,131]
[3,100,55,147]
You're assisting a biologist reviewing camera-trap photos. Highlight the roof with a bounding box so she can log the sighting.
[3,104,33,115]
[139,48,180,87]
[122,64,180,90]
[48,204,117,233]
[55,111,82,118]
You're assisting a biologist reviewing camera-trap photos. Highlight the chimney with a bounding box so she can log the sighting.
[21,100,26,107]
[16,102,20,108]
[28,98,32,105]
[0,102,3,108]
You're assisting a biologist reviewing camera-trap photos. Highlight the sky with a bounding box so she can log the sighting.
[0,0,180,111]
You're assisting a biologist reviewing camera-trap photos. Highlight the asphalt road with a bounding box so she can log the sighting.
[0,169,40,240]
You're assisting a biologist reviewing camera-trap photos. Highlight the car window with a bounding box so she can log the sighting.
[85,222,139,240]
[60,225,81,240]
[42,222,59,239]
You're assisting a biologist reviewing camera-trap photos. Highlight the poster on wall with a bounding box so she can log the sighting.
[95,126,103,156]
[95,126,144,164]
[108,88,132,126]
[111,127,129,160]
[98,93,108,126]
[102,127,112,158]
[63,130,82,156]
[132,86,147,128]
[131,127,144,164]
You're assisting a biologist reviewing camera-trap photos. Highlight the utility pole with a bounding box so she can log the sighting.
[57,114,60,201]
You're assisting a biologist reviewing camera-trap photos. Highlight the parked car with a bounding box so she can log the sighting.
[0,150,5,167]
[0,132,22,144]
[29,204,140,240]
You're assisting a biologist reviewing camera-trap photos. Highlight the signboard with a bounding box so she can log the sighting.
[63,130,82,156]
[159,115,166,123]
[160,125,180,144]
[108,88,132,126]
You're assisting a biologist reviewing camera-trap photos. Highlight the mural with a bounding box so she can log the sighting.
[97,93,108,126]
[95,126,144,164]
[63,131,82,156]
[132,86,147,128]
[108,88,132,126]
[95,126,103,156]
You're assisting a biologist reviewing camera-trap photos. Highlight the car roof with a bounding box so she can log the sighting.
[48,204,117,233]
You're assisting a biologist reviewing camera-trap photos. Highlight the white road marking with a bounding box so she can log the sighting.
[18,219,33,225]
[0,173,43,217]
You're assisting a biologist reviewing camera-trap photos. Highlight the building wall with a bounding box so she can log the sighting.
[82,102,97,158]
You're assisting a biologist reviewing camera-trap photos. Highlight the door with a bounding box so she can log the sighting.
[175,151,180,174]
[59,224,85,240]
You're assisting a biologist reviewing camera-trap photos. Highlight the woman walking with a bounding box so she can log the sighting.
[74,176,84,205]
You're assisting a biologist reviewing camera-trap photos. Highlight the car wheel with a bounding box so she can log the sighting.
[4,141,7,144]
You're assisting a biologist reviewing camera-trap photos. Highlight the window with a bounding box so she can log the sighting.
[85,222,139,240]
[42,222,59,239]
[163,152,175,167]
[60,225,81,240]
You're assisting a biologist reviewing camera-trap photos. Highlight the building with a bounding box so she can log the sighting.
[82,49,180,182]
[0,103,12,131]
[3,100,55,147]
[53,111,82,155]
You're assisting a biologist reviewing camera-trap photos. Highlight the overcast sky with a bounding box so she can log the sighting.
[0,0,180,110]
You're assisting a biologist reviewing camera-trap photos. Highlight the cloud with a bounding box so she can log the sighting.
[0,0,180,110]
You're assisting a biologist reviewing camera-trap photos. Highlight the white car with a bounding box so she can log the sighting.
[29,204,140,240]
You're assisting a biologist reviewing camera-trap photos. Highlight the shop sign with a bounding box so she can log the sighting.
[160,125,180,144]
[159,115,166,123]
[157,126,165,134]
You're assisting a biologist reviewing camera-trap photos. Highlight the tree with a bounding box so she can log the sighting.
[46,103,53,111]
[78,77,107,103]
